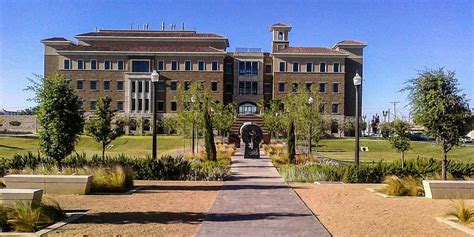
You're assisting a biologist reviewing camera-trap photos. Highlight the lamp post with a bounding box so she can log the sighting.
[151,70,160,160]
[307,96,314,155]
[353,73,362,166]
[191,96,195,155]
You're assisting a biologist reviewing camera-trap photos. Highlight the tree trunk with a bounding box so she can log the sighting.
[287,120,296,163]
[102,143,106,163]
[401,151,405,169]
[442,150,448,180]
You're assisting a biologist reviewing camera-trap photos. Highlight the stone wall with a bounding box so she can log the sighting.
[0,115,38,134]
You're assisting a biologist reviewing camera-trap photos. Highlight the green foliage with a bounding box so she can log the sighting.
[141,155,191,180]
[89,166,134,192]
[4,201,65,232]
[389,120,411,168]
[32,73,84,166]
[378,176,424,196]
[445,199,474,224]
[278,164,342,183]
[0,206,7,231]
[380,122,392,139]
[261,100,285,139]
[403,68,472,179]
[85,96,125,161]
[211,102,236,138]
[190,161,231,181]
[287,120,296,163]
[9,121,21,127]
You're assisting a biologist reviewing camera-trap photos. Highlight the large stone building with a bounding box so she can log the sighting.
[42,23,366,135]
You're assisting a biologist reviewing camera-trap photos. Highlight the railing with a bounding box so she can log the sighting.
[235,48,262,53]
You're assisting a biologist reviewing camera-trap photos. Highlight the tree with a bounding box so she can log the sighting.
[85,96,125,161]
[30,73,84,167]
[380,122,392,139]
[203,97,217,161]
[389,119,411,169]
[18,106,39,115]
[212,102,236,142]
[403,68,472,180]
[261,100,284,139]
[287,118,296,163]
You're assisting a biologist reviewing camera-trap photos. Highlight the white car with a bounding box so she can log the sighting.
[460,136,472,143]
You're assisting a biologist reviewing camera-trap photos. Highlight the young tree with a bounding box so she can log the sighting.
[403,68,472,179]
[29,73,84,167]
[287,118,296,163]
[379,122,392,139]
[389,119,411,169]
[261,100,284,140]
[85,96,125,161]
[212,102,236,142]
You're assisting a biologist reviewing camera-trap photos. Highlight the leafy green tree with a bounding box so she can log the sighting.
[261,100,285,140]
[403,68,472,179]
[389,119,411,169]
[18,106,39,115]
[30,73,84,167]
[85,96,125,161]
[380,122,392,139]
[212,102,236,142]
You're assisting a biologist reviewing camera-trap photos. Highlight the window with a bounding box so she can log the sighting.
[138,99,143,110]
[185,61,191,71]
[171,102,177,112]
[104,60,111,70]
[77,60,84,70]
[138,81,143,93]
[170,81,178,91]
[278,32,283,40]
[251,62,258,75]
[90,101,97,110]
[157,81,164,91]
[76,80,84,90]
[132,60,150,72]
[264,83,272,94]
[117,101,124,111]
[238,81,258,95]
[131,82,136,92]
[91,60,97,70]
[131,99,136,111]
[224,62,232,74]
[145,81,149,93]
[63,59,71,70]
[292,62,299,72]
[117,81,124,91]
[157,101,164,112]
[211,82,218,92]
[90,80,97,91]
[171,61,178,71]
[319,83,326,93]
[238,61,258,75]
[305,83,312,92]
[319,104,325,113]
[225,83,232,93]
[306,63,313,72]
[278,82,285,92]
[198,61,205,71]
[319,63,326,72]
[78,100,84,109]
[265,64,272,73]
[117,60,124,70]
[184,81,191,90]
[212,61,218,71]
[333,83,339,93]
[279,62,286,72]
[158,60,164,71]
[292,83,299,93]
[332,104,339,114]
[145,99,149,111]
[104,81,111,91]
[334,63,340,73]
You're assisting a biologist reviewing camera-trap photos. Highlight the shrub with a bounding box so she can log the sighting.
[89,166,135,192]
[378,176,424,196]
[0,206,8,232]
[38,200,66,223]
[272,151,288,165]
[445,199,474,224]
[277,164,342,183]
[9,121,21,127]
[5,201,65,232]
[190,161,231,181]
[139,155,191,180]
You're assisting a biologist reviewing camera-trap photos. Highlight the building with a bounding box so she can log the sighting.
[41,23,366,136]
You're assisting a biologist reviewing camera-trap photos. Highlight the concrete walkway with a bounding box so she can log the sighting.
[196,147,331,237]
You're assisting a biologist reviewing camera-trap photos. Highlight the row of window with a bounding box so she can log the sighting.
[277,82,340,93]
[130,80,219,93]
[279,62,340,73]
[130,99,178,112]
[76,80,124,91]
[64,59,124,70]
[80,100,125,111]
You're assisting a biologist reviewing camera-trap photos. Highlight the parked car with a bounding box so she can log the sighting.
[409,133,428,141]
[460,136,472,143]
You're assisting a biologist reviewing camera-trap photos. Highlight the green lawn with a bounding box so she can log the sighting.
[316,138,474,163]
[0,135,190,158]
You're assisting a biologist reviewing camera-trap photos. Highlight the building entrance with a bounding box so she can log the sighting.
[238,102,257,115]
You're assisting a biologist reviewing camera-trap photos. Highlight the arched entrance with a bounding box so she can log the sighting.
[238,102,257,115]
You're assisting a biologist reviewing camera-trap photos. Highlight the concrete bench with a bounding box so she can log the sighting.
[0,189,43,206]
[423,180,474,199]
[4,175,93,195]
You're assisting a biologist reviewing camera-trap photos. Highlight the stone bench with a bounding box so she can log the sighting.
[4,175,93,195]
[423,180,474,199]
[0,189,43,206]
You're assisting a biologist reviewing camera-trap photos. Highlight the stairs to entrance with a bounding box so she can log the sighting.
[229,114,270,146]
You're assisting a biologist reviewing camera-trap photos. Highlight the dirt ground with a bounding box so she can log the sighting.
[45,181,222,236]
[292,183,473,237]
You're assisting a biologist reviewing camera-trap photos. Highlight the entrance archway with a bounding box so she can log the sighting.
[238,102,257,115]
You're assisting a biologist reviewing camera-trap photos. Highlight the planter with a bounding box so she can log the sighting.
[4,175,92,195]
[0,188,43,206]
[423,180,473,199]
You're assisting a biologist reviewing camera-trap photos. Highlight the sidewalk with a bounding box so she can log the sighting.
[196,147,331,236]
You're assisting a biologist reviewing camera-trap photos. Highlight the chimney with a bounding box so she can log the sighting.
[181,22,185,31]
[161,22,165,31]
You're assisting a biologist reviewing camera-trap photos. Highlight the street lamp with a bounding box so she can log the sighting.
[191,96,195,155]
[307,96,314,155]
[353,72,362,166]
[151,70,160,160]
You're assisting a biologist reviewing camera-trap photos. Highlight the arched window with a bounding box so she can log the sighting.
[239,102,257,115]
[278,32,284,40]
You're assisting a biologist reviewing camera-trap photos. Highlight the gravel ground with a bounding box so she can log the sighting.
[291,183,474,237]
[45,180,222,236]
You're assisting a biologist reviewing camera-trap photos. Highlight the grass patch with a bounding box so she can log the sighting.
[445,199,474,225]
[2,200,66,232]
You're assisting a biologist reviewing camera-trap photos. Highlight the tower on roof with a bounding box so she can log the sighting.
[270,23,292,53]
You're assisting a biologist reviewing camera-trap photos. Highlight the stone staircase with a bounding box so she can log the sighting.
[229,114,270,147]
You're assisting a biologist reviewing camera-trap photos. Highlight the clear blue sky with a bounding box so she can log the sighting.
[1,0,473,120]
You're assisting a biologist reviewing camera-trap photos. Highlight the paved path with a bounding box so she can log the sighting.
[196,147,331,237]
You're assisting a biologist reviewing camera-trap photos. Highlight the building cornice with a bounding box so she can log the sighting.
[56,50,227,56]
